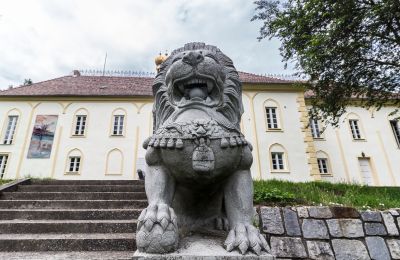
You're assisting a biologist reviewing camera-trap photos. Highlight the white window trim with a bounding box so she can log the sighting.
[73,115,87,136]
[310,118,323,139]
[67,156,81,174]
[3,116,18,145]
[349,119,364,140]
[265,107,280,130]
[112,115,125,136]
[390,120,400,148]
[317,158,330,174]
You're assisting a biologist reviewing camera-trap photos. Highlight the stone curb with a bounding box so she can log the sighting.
[0,178,31,193]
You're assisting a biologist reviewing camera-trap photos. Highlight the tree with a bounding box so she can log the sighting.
[23,79,33,86]
[252,0,400,124]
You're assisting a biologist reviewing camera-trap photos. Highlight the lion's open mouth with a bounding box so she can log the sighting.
[171,76,221,107]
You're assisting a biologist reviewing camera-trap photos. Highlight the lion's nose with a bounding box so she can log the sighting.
[182,51,204,66]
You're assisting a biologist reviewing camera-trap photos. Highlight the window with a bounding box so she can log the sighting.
[271,152,285,170]
[68,156,81,173]
[390,120,400,147]
[317,158,329,174]
[310,118,321,138]
[3,116,18,144]
[0,154,9,179]
[74,115,87,136]
[265,107,279,129]
[112,115,124,135]
[349,119,362,139]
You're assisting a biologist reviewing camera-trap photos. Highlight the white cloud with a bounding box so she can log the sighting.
[0,0,294,89]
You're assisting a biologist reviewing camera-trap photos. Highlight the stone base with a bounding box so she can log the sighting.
[133,233,274,260]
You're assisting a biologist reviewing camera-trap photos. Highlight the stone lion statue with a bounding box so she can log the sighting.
[137,42,269,255]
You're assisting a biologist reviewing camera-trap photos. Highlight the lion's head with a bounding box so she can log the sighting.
[152,42,244,132]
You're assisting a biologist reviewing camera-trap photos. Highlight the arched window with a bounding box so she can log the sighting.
[65,149,83,175]
[346,113,365,140]
[316,150,332,175]
[263,99,283,131]
[72,108,89,137]
[110,108,127,136]
[2,109,21,145]
[269,143,289,172]
[106,149,124,175]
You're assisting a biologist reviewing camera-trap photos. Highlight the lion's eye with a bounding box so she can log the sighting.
[172,57,182,63]
[205,54,219,64]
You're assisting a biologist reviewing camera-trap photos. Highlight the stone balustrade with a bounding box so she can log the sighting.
[257,206,400,259]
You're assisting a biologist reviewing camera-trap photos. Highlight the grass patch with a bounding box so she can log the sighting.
[254,179,400,210]
[0,179,13,186]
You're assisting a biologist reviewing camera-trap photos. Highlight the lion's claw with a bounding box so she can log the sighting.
[224,224,270,255]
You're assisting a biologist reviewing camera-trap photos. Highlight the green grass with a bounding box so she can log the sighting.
[0,179,13,186]
[254,180,400,210]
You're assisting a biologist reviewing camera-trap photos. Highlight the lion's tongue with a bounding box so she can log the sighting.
[189,87,207,100]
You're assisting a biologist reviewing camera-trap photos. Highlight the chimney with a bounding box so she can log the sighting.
[72,70,81,77]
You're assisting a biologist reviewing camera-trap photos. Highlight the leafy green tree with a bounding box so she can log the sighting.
[23,79,33,86]
[252,0,400,124]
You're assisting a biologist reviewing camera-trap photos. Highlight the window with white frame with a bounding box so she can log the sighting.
[74,115,87,136]
[310,118,322,138]
[390,120,400,147]
[0,154,9,179]
[112,115,124,136]
[349,119,362,139]
[271,152,285,170]
[68,156,81,173]
[3,116,18,145]
[317,158,329,174]
[265,107,279,129]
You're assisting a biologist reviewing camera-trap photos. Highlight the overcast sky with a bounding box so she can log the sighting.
[0,0,295,89]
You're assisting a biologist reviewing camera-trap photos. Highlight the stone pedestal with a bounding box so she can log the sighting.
[133,233,275,260]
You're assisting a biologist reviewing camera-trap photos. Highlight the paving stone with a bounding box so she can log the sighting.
[270,236,307,258]
[308,207,332,219]
[302,219,329,239]
[283,208,301,236]
[382,211,399,236]
[366,236,391,260]
[297,207,309,218]
[306,241,334,260]
[332,239,370,260]
[364,222,387,235]
[389,209,399,216]
[330,206,360,218]
[326,219,364,238]
[260,207,284,235]
[361,211,382,222]
[388,239,400,259]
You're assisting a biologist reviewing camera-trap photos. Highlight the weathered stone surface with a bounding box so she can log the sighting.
[326,219,364,238]
[302,219,329,239]
[388,239,400,259]
[330,207,360,218]
[366,236,391,260]
[297,207,309,218]
[261,207,284,235]
[308,207,332,219]
[283,208,301,236]
[382,211,399,236]
[306,241,334,260]
[270,236,307,258]
[389,209,399,216]
[361,211,382,222]
[332,239,370,260]
[364,222,387,235]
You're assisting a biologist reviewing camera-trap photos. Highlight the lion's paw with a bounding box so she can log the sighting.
[136,204,179,254]
[224,223,270,255]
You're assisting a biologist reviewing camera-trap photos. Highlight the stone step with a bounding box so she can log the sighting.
[0,233,136,251]
[30,180,144,186]
[0,209,142,220]
[18,185,145,192]
[0,251,136,260]
[1,192,147,200]
[0,220,137,234]
[0,200,148,209]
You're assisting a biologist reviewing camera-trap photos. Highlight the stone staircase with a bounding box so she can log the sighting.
[0,180,146,254]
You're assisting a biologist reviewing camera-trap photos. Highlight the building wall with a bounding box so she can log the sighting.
[0,90,398,185]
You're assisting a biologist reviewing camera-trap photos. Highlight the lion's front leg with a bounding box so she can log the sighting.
[224,170,270,255]
[136,165,179,254]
